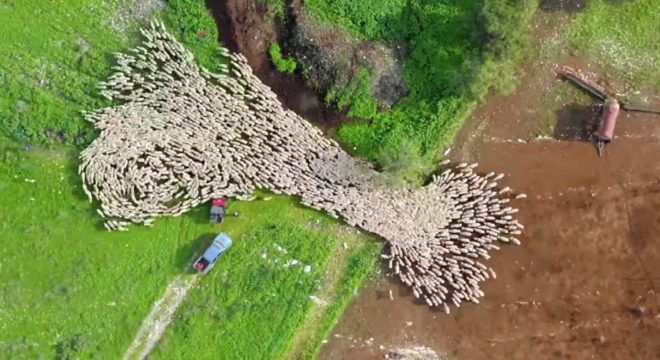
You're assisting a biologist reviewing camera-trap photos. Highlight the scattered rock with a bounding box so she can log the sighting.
[630,306,646,317]
[109,0,165,33]
[591,335,606,345]
[309,295,328,306]
[386,346,442,360]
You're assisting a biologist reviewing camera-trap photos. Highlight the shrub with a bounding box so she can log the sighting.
[260,0,286,19]
[268,43,298,74]
[304,0,407,39]
[325,68,378,119]
[161,0,222,72]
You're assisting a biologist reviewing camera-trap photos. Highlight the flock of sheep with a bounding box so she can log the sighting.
[79,21,524,311]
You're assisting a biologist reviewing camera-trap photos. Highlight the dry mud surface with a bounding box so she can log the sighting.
[319,70,660,359]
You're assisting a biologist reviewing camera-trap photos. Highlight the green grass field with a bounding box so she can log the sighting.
[0,140,207,358]
[0,1,380,359]
[0,0,220,146]
[0,138,379,359]
[152,206,378,359]
[568,0,660,92]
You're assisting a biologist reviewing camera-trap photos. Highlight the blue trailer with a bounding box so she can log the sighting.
[193,233,232,274]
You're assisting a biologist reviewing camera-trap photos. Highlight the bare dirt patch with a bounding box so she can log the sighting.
[110,0,165,33]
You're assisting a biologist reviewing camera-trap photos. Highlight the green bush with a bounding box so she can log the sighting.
[161,0,222,72]
[269,43,298,74]
[304,0,407,39]
[568,0,660,91]
[470,0,537,99]
[260,0,286,19]
[306,0,538,181]
[325,68,378,119]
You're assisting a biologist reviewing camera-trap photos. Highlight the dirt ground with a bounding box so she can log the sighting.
[319,100,660,360]
[317,39,660,360]
[208,2,660,359]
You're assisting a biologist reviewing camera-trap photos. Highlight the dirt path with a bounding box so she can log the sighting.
[122,274,199,360]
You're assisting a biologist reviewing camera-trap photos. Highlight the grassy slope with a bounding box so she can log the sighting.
[152,201,378,359]
[304,0,537,181]
[0,0,123,145]
[568,0,660,92]
[0,0,219,146]
[0,141,378,359]
[0,1,380,359]
[0,140,208,358]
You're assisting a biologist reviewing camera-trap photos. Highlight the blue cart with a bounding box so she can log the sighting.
[193,233,232,274]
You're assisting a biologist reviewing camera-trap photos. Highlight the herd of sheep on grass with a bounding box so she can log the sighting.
[79,21,524,311]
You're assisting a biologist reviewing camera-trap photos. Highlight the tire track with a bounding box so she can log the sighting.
[122,274,199,360]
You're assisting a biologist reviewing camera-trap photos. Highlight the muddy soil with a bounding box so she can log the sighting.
[319,23,660,360]
[206,0,345,130]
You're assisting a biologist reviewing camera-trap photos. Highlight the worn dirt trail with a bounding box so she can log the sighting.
[122,275,199,360]
[319,63,660,360]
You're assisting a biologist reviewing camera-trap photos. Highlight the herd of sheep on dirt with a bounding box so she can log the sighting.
[79,21,524,311]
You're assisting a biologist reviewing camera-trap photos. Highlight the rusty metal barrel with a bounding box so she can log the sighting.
[594,99,620,142]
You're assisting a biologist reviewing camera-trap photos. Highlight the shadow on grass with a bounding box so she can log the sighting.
[176,233,217,273]
[553,103,599,141]
[62,151,107,231]
[187,205,213,225]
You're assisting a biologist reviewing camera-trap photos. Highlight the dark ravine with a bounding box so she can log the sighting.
[205,0,347,130]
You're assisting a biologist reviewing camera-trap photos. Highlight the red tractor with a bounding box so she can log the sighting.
[209,198,228,224]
